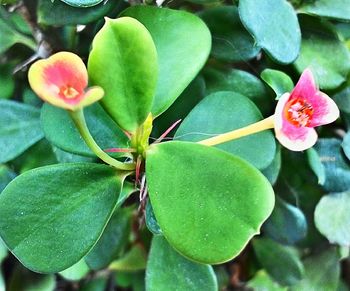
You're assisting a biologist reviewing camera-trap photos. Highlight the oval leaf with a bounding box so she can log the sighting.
[238,0,301,64]
[59,0,103,7]
[146,141,275,264]
[88,17,158,132]
[175,92,276,170]
[0,163,123,273]
[300,0,350,22]
[260,69,294,100]
[146,236,217,291]
[0,100,44,163]
[121,6,211,117]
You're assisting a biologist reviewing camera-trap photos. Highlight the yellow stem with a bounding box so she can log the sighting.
[198,115,275,147]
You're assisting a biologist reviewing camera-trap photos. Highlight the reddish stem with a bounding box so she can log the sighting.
[153,119,182,144]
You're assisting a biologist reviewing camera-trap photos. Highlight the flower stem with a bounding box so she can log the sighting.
[198,115,275,146]
[69,109,135,171]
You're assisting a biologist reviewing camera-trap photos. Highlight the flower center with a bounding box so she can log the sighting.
[285,98,314,127]
[59,85,80,99]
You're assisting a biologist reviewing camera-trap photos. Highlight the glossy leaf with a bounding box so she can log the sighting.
[315,192,350,246]
[41,103,129,157]
[199,6,260,62]
[146,141,275,264]
[0,163,123,273]
[253,238,304,286]
[294,16,350,90]
[121,6,211,117]
[263,197,307,245]
[175,92,276,169]
[203,68,272,115]
[260,69,294,100]
[88,16,158,132]
[300,0,350,22]
[59,0,103,7]
[59,259,90,281]
[85,207,131,270]
[38,0,115,26]
[146,236,217,291]
[238,0,301,64]
[0,100,44,163]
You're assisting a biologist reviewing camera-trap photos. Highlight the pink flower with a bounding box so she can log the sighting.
[274,69,339,151]
[28,51,104,111]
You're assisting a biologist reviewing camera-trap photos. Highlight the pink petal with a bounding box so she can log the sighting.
[290,69,317,102]
[308,92,340,127]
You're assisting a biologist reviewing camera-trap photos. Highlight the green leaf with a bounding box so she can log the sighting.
[0,100,44,163]
[260,69,294,100]
[315,138,350,193]
[253,238,304,286]
[0,163,124,273]
[291,249,340,291]
[306,148,326,185]
[38,0,115,26]
[199,6,260,62]
[85,207,131,270]
[294,16,350,90]
[175,92,276,170]
[88,16,158,132]
[145,200,162,236]
[121,6,211,117]
[0,64,15,100]
[342,132,350,161]
[203,68,272,115]
[109,244,147,271]
[315,191,350,246]
[41,103,128,157]
[0,239,7,264]
[146,141,275,264]
[333,87,350,114]
[146,236,217,291]
[247,270,287,291]
[300,0,350,22]
[263,197,307,245]
[262,145,281,185]
[59,0,104,7]
[59,259,90,281]
[238,0,301,64]
[80,278,108,291]
[53,147,94,164]
[0,164,16,193]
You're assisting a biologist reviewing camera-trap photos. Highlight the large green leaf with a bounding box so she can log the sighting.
[0,100,44,163]
[175,92,276,170]
[294,16,350,90]
[146,236,217,291]
[88,16,158,132]
[0,163,123,273]
[238,0,301,64]
[300,0,350,22]
[253,238,304,286]
[315,192,350,246]
[199,6,260,62]
[41,103,129,157]
[146,141,275,264]
[38,0,115,26]
[59,0,103,7]
[121,6,211,117]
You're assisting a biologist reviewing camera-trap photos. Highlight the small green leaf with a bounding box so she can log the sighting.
[307,148,326,185]
[260,69,294,100]
[146,236,217,291]
[145,200,162,236]
[247,270,287,291]
[238,0,301,64]
[291,249,340,291]
[109,244,147,271]
[85,207,131,270]
[175,92,276,170]
[0,100,44,163]
[0,163,124,273]
[59,0,104,7]
[263,197,307,245]
[253,238,304,286]
[199,6,260,62]
[121,6,211,117]
[262,145,281,185]
[203,68,272,115]
[294,16,350,90]
[315,192,350,246]
[0,164,16,193]
[146,141,275,264]
[38,0,115,26]
[88,17,158,132]
[300,0,350,22]
[59,259,90,281]
[41,103,128,157]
